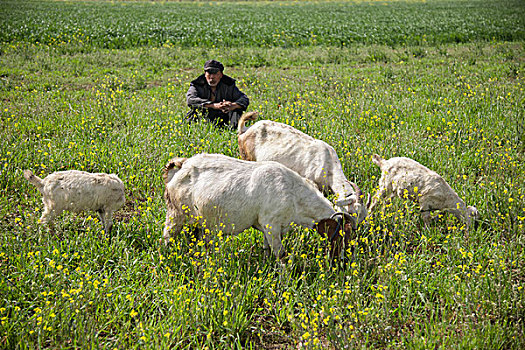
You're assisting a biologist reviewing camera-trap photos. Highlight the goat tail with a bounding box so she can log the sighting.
[23,170,44,191]
[162,157,187,185]
[371,154,384,167]
[237,111,259,135]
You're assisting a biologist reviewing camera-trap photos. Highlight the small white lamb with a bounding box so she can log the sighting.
[368,154,479,228]
[24,169,125,234]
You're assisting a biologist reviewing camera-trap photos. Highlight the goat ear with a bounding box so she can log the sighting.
[342,213,358,230]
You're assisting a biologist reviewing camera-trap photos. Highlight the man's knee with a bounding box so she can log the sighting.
[185,109,198,122]
[186,109,241,129]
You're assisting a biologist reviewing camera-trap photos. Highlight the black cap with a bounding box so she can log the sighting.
[204,60,224,74]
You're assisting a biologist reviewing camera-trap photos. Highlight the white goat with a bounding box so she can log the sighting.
[24,169,125,234]
[162,153,355,260]
[368,154,479,228]
[237,112,367,224]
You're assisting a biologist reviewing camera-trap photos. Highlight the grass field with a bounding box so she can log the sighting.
[1,0,524,348]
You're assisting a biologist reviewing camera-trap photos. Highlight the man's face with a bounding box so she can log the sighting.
[205,70,223,87]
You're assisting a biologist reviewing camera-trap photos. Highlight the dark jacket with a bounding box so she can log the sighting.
[186,74,249,110]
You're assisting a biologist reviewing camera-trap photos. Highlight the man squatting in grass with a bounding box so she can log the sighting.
[186,59,249,129]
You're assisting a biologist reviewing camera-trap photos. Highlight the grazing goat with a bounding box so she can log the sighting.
[162,153,355,260]
[24,170,125,234]
[368,154,479,228]
[237,112,367,224]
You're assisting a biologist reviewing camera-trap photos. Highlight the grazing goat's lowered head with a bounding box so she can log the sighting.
[316,212,356,261]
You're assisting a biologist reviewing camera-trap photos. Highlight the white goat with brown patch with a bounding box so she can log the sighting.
[162,153,355,260]
[24,170,125,234]
[237,112,367,225]
[368,154,479,228]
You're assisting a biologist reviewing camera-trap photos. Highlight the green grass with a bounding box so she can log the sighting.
[1,0,524,349]
[1,0,524,49]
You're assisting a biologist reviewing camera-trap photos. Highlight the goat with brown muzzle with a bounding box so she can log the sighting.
[162,153,356,261]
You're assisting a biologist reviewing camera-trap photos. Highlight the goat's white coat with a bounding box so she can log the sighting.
[368,154,479,227]
[162,153,352,259]
[237,112,367,224]
[24,170,125,234]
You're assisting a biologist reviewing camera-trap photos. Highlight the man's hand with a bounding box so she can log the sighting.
[217,100,240,113]
[204,100,240,112]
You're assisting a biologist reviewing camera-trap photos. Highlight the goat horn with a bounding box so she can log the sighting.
[330,212,345,219]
